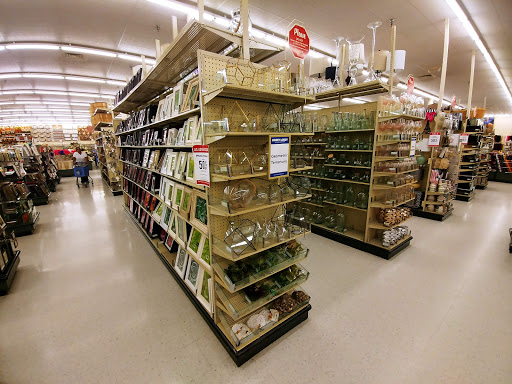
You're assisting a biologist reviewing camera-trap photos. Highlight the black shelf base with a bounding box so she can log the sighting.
[455,194,474,202]
[475,184,487,190]
[6,212,39,237]
[124,207,310,366]
[311,225,411,260]
[32,196,50,206]
[411,208,453,222]
[0,251,20,295]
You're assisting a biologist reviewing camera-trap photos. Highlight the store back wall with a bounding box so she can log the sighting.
[494,116,512,138]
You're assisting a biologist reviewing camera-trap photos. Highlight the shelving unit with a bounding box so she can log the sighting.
[294,96,418,259]
[113,18,312,364]
[475,134,494,189]
[455,119,483,202]
[0,215,20,295]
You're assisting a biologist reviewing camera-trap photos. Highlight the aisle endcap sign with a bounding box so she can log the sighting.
[288,24,309,59]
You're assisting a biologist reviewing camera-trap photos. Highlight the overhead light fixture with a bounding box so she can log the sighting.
[345,98,366,104]
[22,74,64,79]
[118,53,156,66]
[106,80,126,86]
[303,105,325,110]
[251,29,266,39]
[5,43,59,50]
[0,74,22,79]
[65,76,106,84]
[264,34,287,47]
[308,50,325,59]
[15,101,41,104]
[35,91,69,95]
[3,90,34,94]
[146,0,197,16]
[61,46,117,57]
[69,102,91,106]
[445,0,512,105]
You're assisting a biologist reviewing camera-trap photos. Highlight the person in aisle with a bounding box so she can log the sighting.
[92,148,99,167]
[72,147,89,184]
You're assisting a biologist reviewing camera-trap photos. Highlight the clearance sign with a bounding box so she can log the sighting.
[288,24,309,59]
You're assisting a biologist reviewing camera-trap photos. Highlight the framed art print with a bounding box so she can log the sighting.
[176,216,187,247]
[174,152,186,179]
[165,180,175,206]
[190,191,208,234]
[161,149,172,174]
[173,246,188,279]
[166,152,177,176]
[176,127,185,146]
[156,99,165,122]
[152,201,164,223]
[172,82,184,117]
[184,257,201,293]
[198,237,211,271]
[164,94,174,120]
[196,269,213,315]
[186,116,198,145]
[182,120,191,146]
[164,233,174,251]
[172,184,184,210]
[160,206,173,231]
[187,227,205,260]
[192,116,202,144]
[185,153,195,183]
[159,177,169,201]
[181,78,199,113]
[180,187,192,219]
[168,213,177,239]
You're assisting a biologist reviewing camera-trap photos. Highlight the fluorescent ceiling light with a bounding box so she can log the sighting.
[0,74,22,79]
[264,34,287,47]
[5,43,59,50]
[303,105,324,110]
[308,50,325,59]
[251,29,266,39]
[445,0,512,105]
[106,80,126,86]
[61,46,117,57]
[345,98,366,104]
[118,54,156,66]
[35,91,69,95]
[22,74,64,79]
[70,102,90,106]
[3,90,34,94]
[147,0,197,15]
[14,101,41,104]
[65,76,106,84]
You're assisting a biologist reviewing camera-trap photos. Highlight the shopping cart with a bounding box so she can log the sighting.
[73,164,94,188]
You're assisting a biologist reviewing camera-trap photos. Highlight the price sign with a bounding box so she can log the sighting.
[269,135,290,179]
[410,137,417,157]
[192,145,210,187]
[428,132,441,147]
[288,24,310,59]
[460,133,469,145]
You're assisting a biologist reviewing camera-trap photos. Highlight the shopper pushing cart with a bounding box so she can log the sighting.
[73,147,93,188]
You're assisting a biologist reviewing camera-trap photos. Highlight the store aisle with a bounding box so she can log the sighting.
[1,172,511,384]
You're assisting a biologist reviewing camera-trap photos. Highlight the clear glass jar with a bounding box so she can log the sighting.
[325,209,336,228]
[312,210,324,224]
[356,190,368,209]
[345,185,354,206]
[336,210,346,232]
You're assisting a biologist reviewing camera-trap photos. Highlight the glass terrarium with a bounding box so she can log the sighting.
[224,219,257,256]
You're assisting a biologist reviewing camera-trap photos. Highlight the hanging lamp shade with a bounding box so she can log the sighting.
[308,56,330,77]
[374,50,389,72]
[386,50,406,72]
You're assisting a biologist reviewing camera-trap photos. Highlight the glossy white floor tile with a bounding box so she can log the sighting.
[1,171,512,384]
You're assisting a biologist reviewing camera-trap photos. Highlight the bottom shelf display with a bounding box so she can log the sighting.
[217,288,310,350]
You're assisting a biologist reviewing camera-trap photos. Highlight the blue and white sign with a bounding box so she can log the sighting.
[269,136,290,179]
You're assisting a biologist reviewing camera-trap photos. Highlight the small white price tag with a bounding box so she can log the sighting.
[460,133,469,145]
[428,132,441,147]
[410,137,417,157]
[193,145,210,187]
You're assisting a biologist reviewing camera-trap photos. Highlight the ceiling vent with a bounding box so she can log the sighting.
[63,52,87,63]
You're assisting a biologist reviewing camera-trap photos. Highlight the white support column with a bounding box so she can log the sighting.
[467,50,476,115]
[437,18,450,115]
[240,0,250,60]
[141,55,147,76]
[388,19,396,97]
[172,16,178,40]
[483,96,487,109]
[198,0,204,23]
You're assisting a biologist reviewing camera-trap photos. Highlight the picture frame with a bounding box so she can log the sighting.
[167,152,178,176]
[184,257,201,293]
[172,81,184,116]
[192,116,202,144]
[176,215,187,247]
[152,201,165,223]
[176,127,185,146]
[198,237,211,271]
[186,116,198,145]
[164,233,174,251]
[173,246,188,279]
[190,191,208,234]
[185,153,195,183]
[164,94,174,120]
[168,213,177,239]
[181,78,199,113]
[160,206,173,231]
[156,99,165,122]
[187,227,205,260]
[161,149,172,174]
[174,152,187,179]
[165,180,175,206]
[172,183,184,210]
[182,120,190,146]
[180,187,192,219]
[159,177,169,201]
[196,268,213,315]
[167,128,178,145]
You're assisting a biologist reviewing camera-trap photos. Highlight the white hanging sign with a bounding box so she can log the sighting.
[460,133,469,145]
[409,137,417,157]
[428,132,441,147]
[193,145,210,187]
[268,135,290,179]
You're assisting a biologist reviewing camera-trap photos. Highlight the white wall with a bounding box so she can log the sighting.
[494,116,512,138]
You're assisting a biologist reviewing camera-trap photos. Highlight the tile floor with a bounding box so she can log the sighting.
[1,171,511,383]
